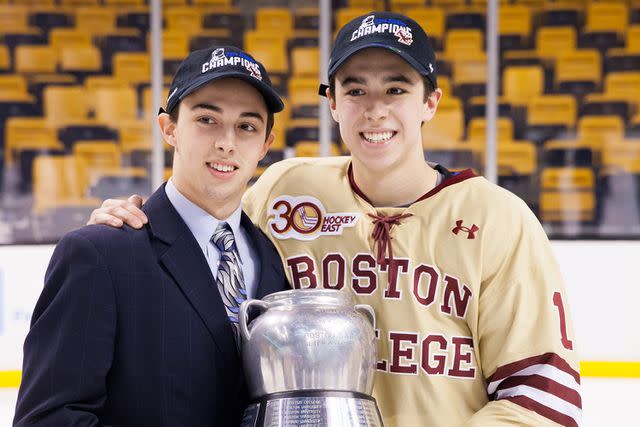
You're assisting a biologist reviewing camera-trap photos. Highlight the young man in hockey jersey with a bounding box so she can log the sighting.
[88,12,582,427]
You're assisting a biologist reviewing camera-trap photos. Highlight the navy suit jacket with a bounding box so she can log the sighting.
[14,185,289,427]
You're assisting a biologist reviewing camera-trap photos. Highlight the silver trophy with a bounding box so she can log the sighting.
[239,289,384,427]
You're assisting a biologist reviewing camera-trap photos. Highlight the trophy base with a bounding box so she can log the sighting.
[241,390,384,427]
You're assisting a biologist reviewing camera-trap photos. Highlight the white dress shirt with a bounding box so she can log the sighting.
[164,178,260,299]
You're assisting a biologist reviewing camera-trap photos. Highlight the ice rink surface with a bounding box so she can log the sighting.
[1,378,638,426]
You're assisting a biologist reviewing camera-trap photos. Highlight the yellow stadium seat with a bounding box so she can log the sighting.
[452,54,487,86]
[165,7,202,35]
[437,76,451,96]
[444,29,484,60]
[33,155,98,214]
[469,138,537,176]
[118,119,153,153]
[94,87,138,125]
[536,26,577,60]
[335,8,370,29]
[406,7,445,43]
[269,98,289,150]
[73,141,122,180]
[14,0,57,5]
[604,72,640,108]
[44,85,91,127]
[0,5,32,34]
[191,0,232,5]
[468,117,514,141]
[577,115,625,147]
[75,7,117,35]
[585,2,628,35]
[85,76,131,92]
[347,0,384,8]
[60,0,100,5]
[256,8,293,37]
[49,28,93,56]
[158,31,189,60]
[294,141,341,158]
[162,0,187,6]
[244,32,288,74]
[60,45,101,73]
[288,77,318,109]
[389,0,424,13]
[142,86,169,119]
[423,96,464,147]
[554,49,601,91]
[4,118,60,166]
[499,4,532,38]
[291,47,319,77]
[502,65,544,106]
[602,141,640,174]
[0,45,9,71]
[527,95,577,128]
[628,25,640,53]
[103,0,144,5]
[540,167,595,222]
[431,0,466,8]
[498,141,537,176]
[15,45,57,73]
[113,52,150,85]
[0,74,32,101]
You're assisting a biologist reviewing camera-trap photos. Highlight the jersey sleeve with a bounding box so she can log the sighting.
[473,196,581,426]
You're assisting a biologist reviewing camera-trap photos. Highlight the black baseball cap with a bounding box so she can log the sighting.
[320,12,437,95]
[161,45,284,115]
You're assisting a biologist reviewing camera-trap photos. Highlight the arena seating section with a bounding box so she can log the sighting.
[1,0,639,240]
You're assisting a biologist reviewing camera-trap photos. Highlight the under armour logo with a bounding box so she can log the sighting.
[428,63,434,73]
[452,220,479,239]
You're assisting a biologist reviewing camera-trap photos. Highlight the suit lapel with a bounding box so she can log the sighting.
[240,212,287,299]
[144,186,238,362]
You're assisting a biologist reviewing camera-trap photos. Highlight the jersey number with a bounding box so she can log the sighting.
[553,291,573,350]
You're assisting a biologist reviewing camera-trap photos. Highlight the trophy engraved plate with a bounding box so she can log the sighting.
[239,289,384,427]
[262,395,381,427]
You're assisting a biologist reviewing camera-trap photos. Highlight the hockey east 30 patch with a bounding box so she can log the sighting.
[268,195,360,241]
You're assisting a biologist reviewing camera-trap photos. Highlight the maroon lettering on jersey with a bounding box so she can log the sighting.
[440,274,473,318]
[374,328,388,371]
[413,264,440,307]
[322,253,346,290]
[380,258,409,299]
[421,334,448,375]
[351,254,377,294]
[286,255,318,289]
[448,336,476,378]
[389,332,419,375]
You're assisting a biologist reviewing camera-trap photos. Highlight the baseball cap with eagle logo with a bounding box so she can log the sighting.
[161,45,284,115]
[319,12,437,94]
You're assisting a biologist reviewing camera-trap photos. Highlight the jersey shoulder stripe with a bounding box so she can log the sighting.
[487,353,582,427]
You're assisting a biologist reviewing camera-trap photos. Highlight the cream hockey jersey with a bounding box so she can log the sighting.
[243,156,581,427]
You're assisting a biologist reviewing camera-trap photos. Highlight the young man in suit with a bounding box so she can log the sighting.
[14,46,289,427]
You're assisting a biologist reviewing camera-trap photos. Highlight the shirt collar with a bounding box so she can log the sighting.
[165,177,243,256]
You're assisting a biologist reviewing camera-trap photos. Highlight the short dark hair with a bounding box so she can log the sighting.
[328,74,435,102]
[168,103,275,142]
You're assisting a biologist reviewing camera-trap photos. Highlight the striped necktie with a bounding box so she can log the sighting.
[211,222,247,346]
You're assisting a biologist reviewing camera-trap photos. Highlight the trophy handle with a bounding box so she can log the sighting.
[239,299,269,343]
[355,304,376,331]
